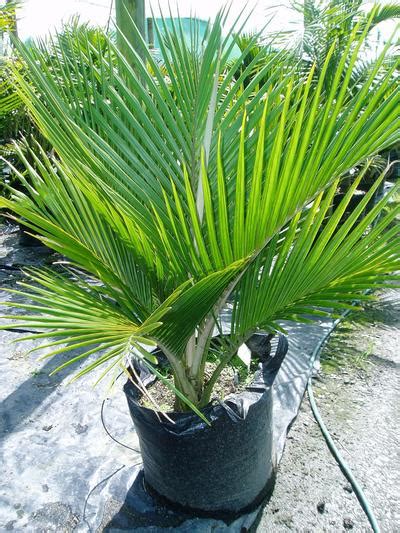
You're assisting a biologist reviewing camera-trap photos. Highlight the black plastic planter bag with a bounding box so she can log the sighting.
[124,335,288,517]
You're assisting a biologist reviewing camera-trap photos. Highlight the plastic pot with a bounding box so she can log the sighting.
[124,334,288,518]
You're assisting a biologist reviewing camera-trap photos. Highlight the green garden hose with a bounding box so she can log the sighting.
[307,309,380,533]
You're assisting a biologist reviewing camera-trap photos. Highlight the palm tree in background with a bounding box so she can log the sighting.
[115,0,145,63]
[288,0,400,210]
[290,0,400,97]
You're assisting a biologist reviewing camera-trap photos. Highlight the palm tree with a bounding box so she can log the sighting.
[283,1,400,216]
[1,9,399,415]
[290,0,400,89]
[115,0,145,64]
[2,0,19,41]
[0,16,111,201]
[1,0,25,197]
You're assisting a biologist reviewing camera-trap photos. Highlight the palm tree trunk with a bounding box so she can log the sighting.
[115,0,145,67]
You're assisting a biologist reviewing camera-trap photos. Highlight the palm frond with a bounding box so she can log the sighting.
[369,1,400,27]
[1,9,399,409]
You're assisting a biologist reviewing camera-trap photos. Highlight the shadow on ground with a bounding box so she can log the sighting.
[0,342,88,441]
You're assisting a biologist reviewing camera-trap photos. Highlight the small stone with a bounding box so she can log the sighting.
[343,517,354,529]
[317,501,326,514]
[42,425,53,432]
[42,484,49,493]
[73,423,88,435]
[344,484,353,493]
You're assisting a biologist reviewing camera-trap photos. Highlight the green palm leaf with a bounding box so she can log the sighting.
[1,7,399,413]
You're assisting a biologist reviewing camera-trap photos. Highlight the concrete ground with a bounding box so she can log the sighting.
[255,289,400,532]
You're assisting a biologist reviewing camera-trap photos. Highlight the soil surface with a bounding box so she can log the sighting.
[255,289,400,532]
[139,362,253,412]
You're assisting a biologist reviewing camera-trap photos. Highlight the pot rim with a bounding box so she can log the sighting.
[124,333,288,418]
